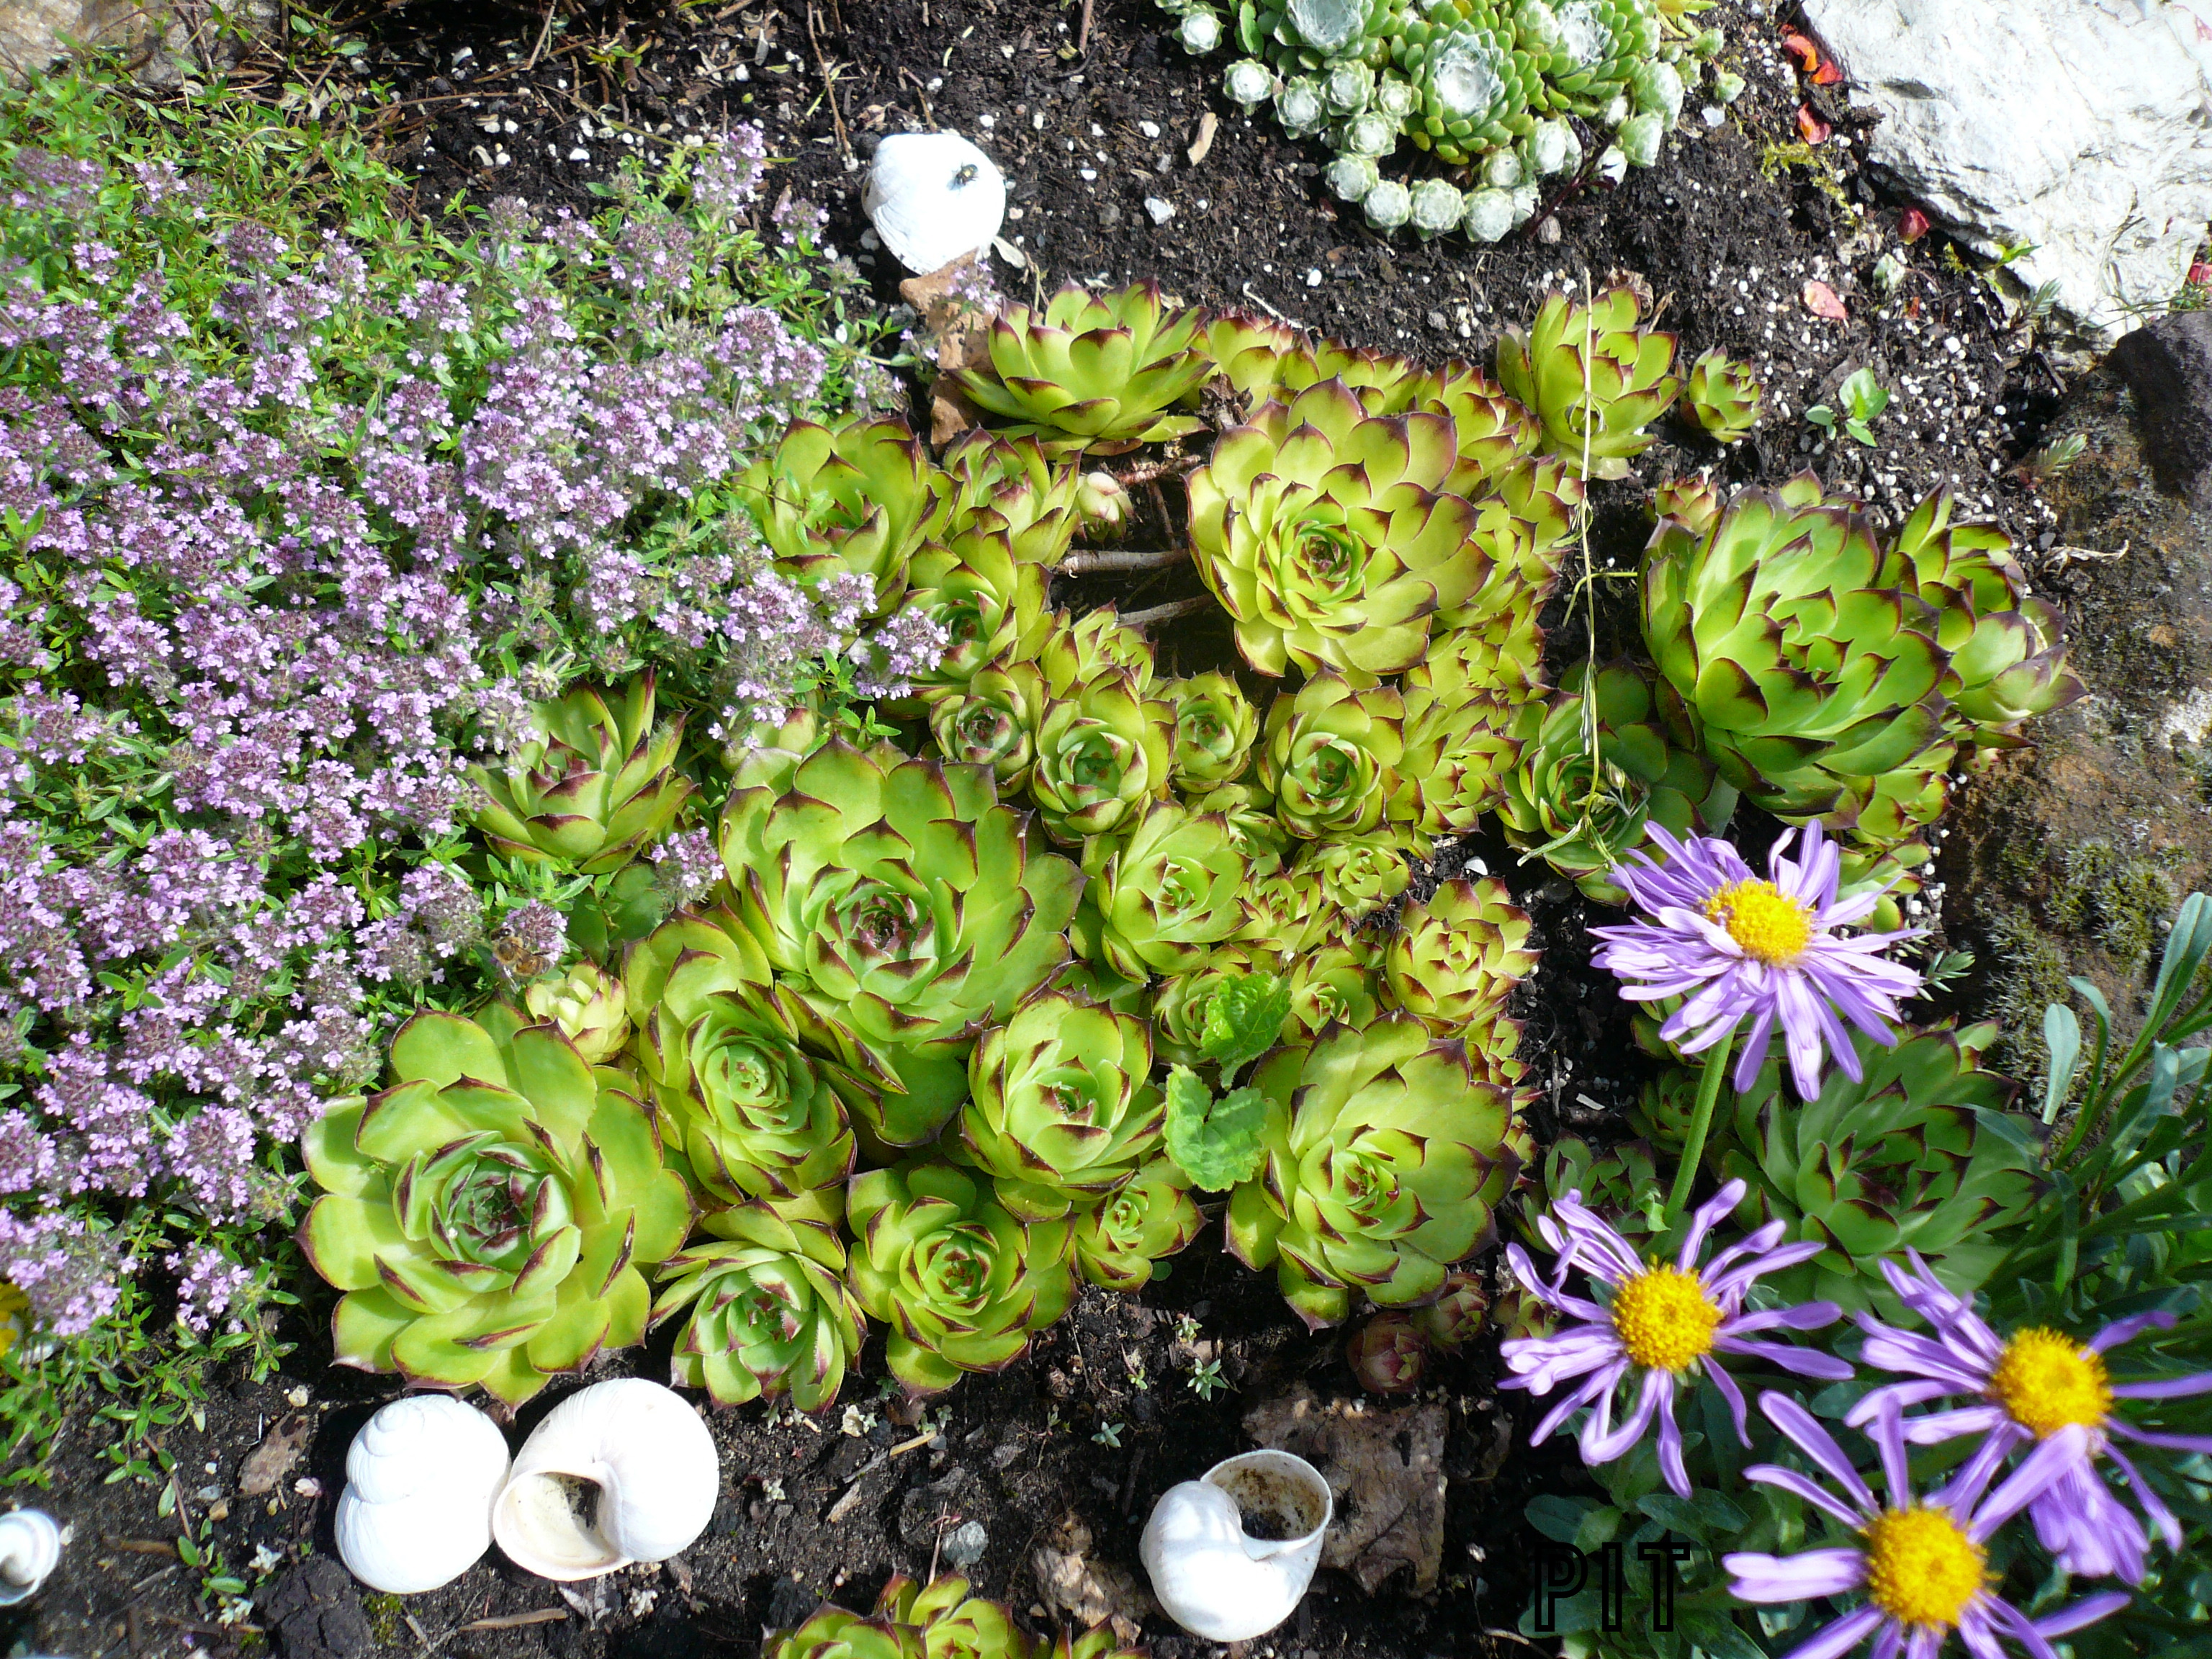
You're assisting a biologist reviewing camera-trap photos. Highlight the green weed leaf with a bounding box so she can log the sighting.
[1163,1066,1267,1192]
[1199,972,1291,1077]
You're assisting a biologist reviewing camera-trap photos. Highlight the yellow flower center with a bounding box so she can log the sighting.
[1861,1507,1987,1630]
[1701,878,1815,965]
[1609,1263,1723,1372]
[1988,1327,2112,1438]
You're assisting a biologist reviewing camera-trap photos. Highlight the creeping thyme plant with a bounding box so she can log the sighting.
[6,58,2206,1659]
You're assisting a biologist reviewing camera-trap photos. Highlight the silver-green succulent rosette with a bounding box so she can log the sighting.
[302,1007,693,1405]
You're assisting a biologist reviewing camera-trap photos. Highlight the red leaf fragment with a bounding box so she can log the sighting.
[1796,105,1833,145]
[1803,279,1848,321]
[1900,207,1930,243]
[2190,261,2212,287]
[1812,57,1843,84]
[1781,29,1822,72]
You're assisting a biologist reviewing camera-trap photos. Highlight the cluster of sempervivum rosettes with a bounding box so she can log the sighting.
[298,284,2079,1414]
[764,1573,1146,1659]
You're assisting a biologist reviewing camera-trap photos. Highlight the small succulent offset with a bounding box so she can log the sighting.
[844,1161,1074,1393]
[1228,1012,1523,1327]
[468,673,696,873]
[956,283,1213,453]
[1681,348,1761,444]
[1086,801,1255,981]
[1496,287,1681,480]
[301,1008,693,1404]
[1379,876,1537,1055]
[736,416,944,611]
[1804,365,1890,448]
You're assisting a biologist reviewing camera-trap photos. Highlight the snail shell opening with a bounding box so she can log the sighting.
[495,1471,626,1581]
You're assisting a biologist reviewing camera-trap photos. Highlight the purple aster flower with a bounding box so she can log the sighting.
[1501,1177,1853,1496]
[1725,1390,2127,1659]
[1846,1253,2212,1584]
[1592,821,1924,1098]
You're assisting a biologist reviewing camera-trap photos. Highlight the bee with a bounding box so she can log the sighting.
[951,162,980,187]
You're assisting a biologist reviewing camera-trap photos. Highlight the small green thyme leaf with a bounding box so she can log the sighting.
[1164,1066,1268,1192]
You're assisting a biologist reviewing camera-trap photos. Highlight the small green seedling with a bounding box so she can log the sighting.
[1804,367,1890,447]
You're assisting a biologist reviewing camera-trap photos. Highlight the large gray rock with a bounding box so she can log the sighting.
[2111,310,2212,507]
[1802,0,2212,343]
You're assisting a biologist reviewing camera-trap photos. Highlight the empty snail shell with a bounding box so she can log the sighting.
[0,1509,61,1606]
[1140,1450,1333,1644]
[490,1379,719,1581]
[862,132,1007,276]
[336,1395,511,1596]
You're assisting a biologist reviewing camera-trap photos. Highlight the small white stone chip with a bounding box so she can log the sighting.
[1144,197,1175,225]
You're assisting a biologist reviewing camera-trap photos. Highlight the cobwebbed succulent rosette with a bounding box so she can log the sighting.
[1228,1014,1521,1327]
[1683,348,1761,443]
[734,415,943,610]
[954,282,1211,453]
[1281,934,1383,1040]
[1087,800,1254,980]
[649,1201,864,1411]
[1166,670,1260,788]
[1529,0,1663,115]
[1380,876,1536,1055]
[936,428,1082,568]
[1256,671,1409,842]
[1391,4,1544,166]
[301,1007,693,1405]
[1188,379,1491,680]
[901,529,1052,695]
[763,1604,925,1659]
[873,1577,1033,1659]
[523,961,631,1064]
[1028,668,1174,846]
[1716,1022,2039,1315]
[956,989,1166,1220]
[1496,659,1737,903]
[1247,0,1400,71]
[925,657,1045,792]
[1641,477,2081,848]
[845,1161,1075,1392]
[469,673,696,873]
[1494,287,1679,480]
[1071,1158,1203,1290]
[1400,629,1537,839]
[719,741,1084,1148]
[1295,834,1408,918]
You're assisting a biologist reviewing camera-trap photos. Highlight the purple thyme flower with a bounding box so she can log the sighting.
[1501,1177,1852,1496]
[1846,1253,2212,1584]
[1591,821,1924,1098]
[1725,1391,2127,1659]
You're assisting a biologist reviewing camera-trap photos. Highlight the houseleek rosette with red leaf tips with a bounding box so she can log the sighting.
[300,1006,692,1406]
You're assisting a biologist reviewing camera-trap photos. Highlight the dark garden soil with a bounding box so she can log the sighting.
[7,0,2173,1655]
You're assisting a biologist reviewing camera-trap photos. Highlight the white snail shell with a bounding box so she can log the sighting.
[490,1379,718,1582]
[335,1396,511,1596]
[0,1509,61,1606]
[1140,1450,1333,1644]
[862,132,1007,276]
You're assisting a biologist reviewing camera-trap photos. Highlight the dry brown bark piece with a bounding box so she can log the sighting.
[1244,1385,1447,1593]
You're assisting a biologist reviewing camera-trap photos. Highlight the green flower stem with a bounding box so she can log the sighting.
[1665,1033,1732,1226]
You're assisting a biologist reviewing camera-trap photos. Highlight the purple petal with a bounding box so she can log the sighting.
[1678,1178,1750,1272]
[1744,1464,1874,1529]
[1583,1366,1667,1464]
[1773,1604,1886,1659]
[2031,1592,2130,1638]
[2087,1310,2177,1354]
[1713,1334,1858,1380]
[1725,1546,1864,1601]
[2108,1371,2212,1400]
[1758,1392,1877,1514]
[1968,1424,2092,1541]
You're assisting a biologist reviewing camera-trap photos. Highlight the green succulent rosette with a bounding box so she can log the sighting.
[1642,477,2080,850]
[1266,341,1429,416]
[1495,658,1737,902]
[649,1201,864,1411]
[1444,451,1583,635]
[1409,360,1540,488]
[875,1576,1034,1659]
[1529,0,1662,114]
[1653,472,1721,536]
[1295,834,1408,918]
[954,282,1211,453]
[1717,1024,2041,1316]
[1495,287,1679,480]
[901,528,1053,697]
[1148,944,1267,1064]
[734,415,943,611]
[1236,869,1349,956]
[1203,310,1306,405]
[1189,378,1491,680]
[1256,671,1408,842]
[1028,668,1174,846]
[956,989,1166,1220]
[469,673,696,873]
[1188,779,1292,865]
[925,656,1045,793]
[1227,1012,1521,1327]
[1392,3,1544,166]
[301,1007,693,1404]
[1401,629,1537,840]
[763,1606,925,1659]
[1087,799,1254,980]
[1041,606,1161,693]
[845,1161,1075,1392]
[1280,933,1383,1040]
[1380,876,1535,1055]
[523,961,631,1065]
[719,740,1084,1148]
[937,428,1083,569]
[1071,1157,1204,1290]
[1244,0,1400,69]
[1166,670,1261,788]
[1511,1134,1666,1247]
[1683,348,1761,443]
